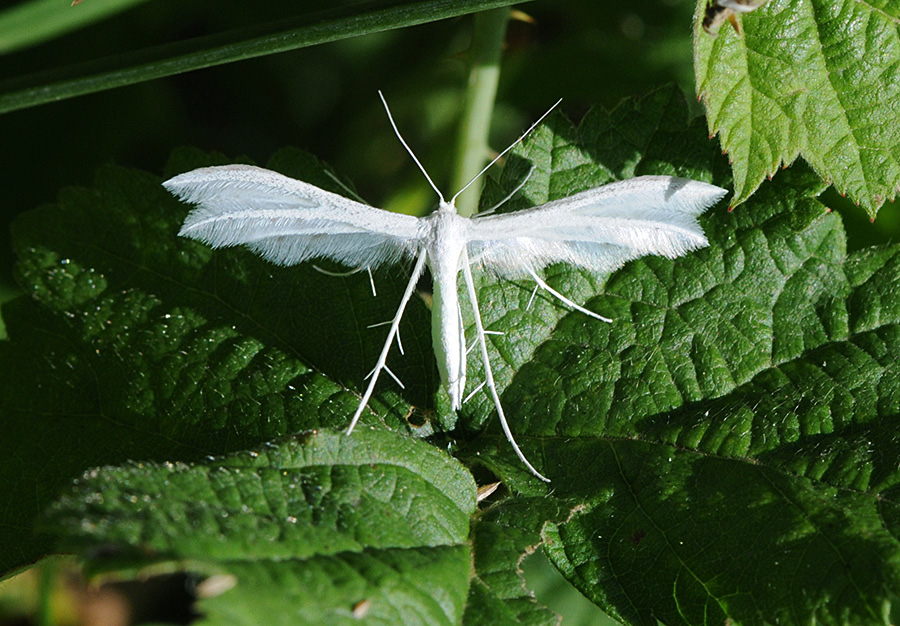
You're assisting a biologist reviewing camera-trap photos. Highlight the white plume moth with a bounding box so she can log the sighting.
[164,94,726,482]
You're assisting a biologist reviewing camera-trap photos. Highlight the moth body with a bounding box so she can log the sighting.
[425,204,470,410]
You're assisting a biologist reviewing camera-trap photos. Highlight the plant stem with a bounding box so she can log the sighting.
[35,558,57,626]
[450,8,510,218]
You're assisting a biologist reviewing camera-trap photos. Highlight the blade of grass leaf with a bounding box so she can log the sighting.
[0,0,151,55]
[0,0,526,115]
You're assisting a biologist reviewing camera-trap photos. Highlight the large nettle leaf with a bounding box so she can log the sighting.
[4,85,900,625]
[694,0,900,216]
[45,430,477,625]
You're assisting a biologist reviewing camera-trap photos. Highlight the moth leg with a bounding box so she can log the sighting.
[312,264,377,297]
[475,165,535,217]
[526,268,612,323]
[456,295,468,404]
[347,248,428,433]
[367,267,376,297]
[462,253,551,483]
[463,381,486,404]
[466,330,504,356]
[380,364,405,389]
[367,319,404,355]
[526,285,539,310]
[364,362,405,389]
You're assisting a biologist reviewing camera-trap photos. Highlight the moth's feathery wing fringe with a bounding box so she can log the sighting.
[468,176,727,276]
[164,165,425,268]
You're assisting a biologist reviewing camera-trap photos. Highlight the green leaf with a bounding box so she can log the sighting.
[694,0,900,216]
[464,497,564,626]
[0,0,524,114]
[44,429,477,625]
[471,94,900,623]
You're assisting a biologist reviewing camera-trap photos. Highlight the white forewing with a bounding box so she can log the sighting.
[468,176,727,276]
[164,165,424,268]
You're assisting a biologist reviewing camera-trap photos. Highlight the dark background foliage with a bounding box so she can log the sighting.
[3,0,894,312]
[5,0,887,306]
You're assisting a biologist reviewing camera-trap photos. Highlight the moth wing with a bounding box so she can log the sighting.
[467,175,726,276]
[164,165,424,268]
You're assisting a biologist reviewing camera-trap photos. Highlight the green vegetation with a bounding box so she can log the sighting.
[2,1,899,624]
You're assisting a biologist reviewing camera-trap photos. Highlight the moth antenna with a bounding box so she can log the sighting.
[451,99,562,206]
[378,90,446,204]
